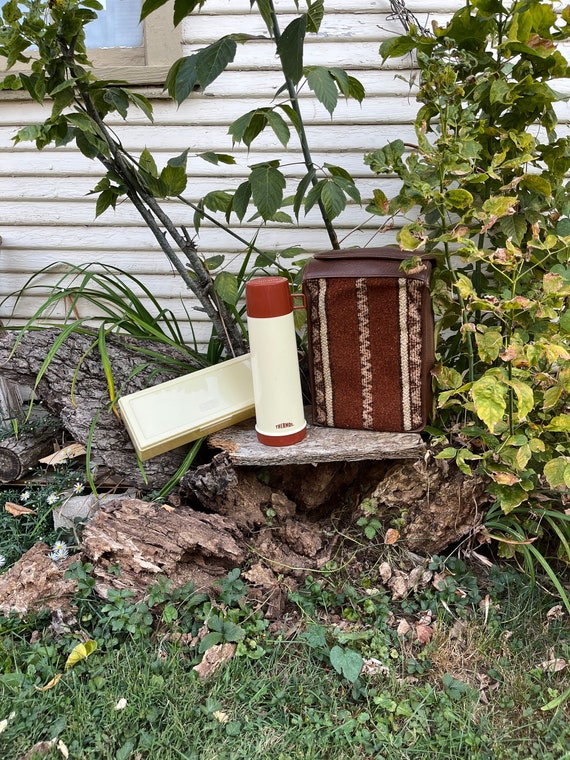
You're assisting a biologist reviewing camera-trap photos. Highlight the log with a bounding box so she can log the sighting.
[208,415,426,466]
[0,328,202,488]
[0,426,62,482]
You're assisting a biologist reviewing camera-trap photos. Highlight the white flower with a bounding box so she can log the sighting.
[47,493,59,505]
[72,481,84,495]
[20,490,31,502]
[0,555,6,568]
[48,541,69,562]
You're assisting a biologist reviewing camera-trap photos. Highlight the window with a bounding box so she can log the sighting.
[1,0,180,87]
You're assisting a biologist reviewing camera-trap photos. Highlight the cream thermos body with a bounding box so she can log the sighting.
[245,277,307,446]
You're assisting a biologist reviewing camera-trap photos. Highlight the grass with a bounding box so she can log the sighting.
[0,552,569,759]
[0,470,569,759]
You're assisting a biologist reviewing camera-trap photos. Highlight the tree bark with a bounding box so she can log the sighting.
[0,424,63,482]
[0,328,200,488]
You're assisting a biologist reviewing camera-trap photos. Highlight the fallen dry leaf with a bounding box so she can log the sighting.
[34,673,63,692]
[384,528,400,545]
[57,739,69,759]
[161,504,176,512]
[378,561,392,584]
[193,643,236,681]
[396,619,412,637]
[18,739,57,759]
[415,624,434,645]
[361,658,391,677]
[539,658,567,673]
[5,502,36,516]
[546,605,564,621]
[114,698,128,711]
[212,710,230,724]
[39,443,86,465]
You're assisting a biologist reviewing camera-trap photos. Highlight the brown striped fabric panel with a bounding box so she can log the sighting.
[306,275,428,432]
[323,279,364,428]
[367,277,403,431]
[406,279,425,430]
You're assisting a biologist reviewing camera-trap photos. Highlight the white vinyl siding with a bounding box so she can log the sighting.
[0,1,494,344]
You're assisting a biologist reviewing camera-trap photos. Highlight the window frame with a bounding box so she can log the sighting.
[0,0,181,92]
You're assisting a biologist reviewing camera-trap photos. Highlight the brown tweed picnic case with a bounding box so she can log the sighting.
[302,247,435,433]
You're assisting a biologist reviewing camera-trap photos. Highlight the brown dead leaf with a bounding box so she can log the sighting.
[18,739,57,759]
[160,504,176,512]
[384,528,400,545]
[378,561,392,584]
[34,673,63,691]
[193,643,236,681]
[5,502,36,516]
[546,605,564,621]
[396,619,412,637]
[361,658,390,677]
[539,658,567,673]
[415,624,434,645]
[39,443,86,466]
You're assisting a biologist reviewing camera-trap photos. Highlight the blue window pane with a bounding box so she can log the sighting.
[85,0,143,49]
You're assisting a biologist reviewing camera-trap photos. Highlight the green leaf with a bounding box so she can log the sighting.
[198,152,236,166]
[160,163,187,196]
[139,147,159,178]
[492,483,529,513]
[277,15,307,84]
[293,170,314,219]
[379,35,417,61]
[204,255,225,271]
[321,179,347,219]
[306,0,324,33]
[198,632,224,652]
[306,67,338,115]
[265,110,291,147]
[231,180,252,222]
[250,164,286,220]
[229,110,269,147]
[329,645,363,683]
[173,0,207,26]
[471,373,508,432]
[196,37,237,90]
[221,621,245,643]
[559,310,570,334]
[214,272,239,306]
[475,329,503,363]
[165,55,198,103]
[140,0,172,22]
[482,195,518,218]
[456,448,482,475]
[435,447,457,460]
[202,190,232,213]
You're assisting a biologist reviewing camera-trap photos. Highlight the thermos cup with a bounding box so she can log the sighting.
[245,277,307,446]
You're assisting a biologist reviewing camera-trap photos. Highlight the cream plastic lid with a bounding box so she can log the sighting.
[117,353,255,460]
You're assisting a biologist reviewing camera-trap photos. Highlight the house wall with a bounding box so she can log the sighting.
[0,0,538,348]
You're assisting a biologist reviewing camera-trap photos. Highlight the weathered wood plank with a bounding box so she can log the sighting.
[208,414,425,466]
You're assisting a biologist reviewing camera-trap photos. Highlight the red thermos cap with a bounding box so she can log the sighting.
[246,277,292,318]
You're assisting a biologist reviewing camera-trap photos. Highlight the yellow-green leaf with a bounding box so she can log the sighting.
[65,640,98,671]
[506,377,534,421]
[544,457,570,489]
[475,329,503,363]
[547,414,570,432]
[471,374,507,432]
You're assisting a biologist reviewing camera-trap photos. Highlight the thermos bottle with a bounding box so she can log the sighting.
[245,276,307,446]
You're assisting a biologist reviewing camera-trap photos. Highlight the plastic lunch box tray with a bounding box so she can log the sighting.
[117,353,255,460]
